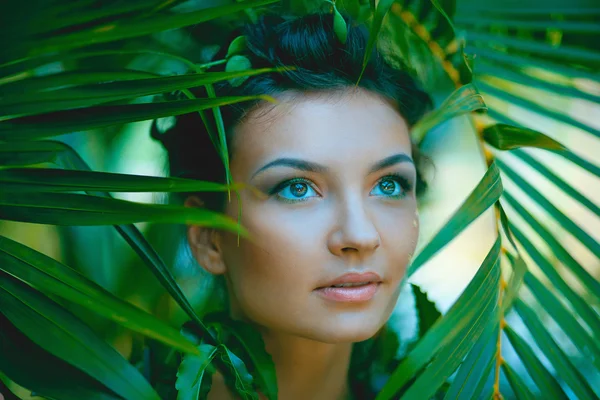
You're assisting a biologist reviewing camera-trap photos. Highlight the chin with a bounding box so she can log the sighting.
[303,318,387,344]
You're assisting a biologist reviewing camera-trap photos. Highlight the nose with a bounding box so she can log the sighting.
[328,198,381,258]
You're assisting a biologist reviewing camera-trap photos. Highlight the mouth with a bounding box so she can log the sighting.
[314,272,382,302]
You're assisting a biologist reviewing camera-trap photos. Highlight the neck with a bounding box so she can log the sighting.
[260,329,353,400]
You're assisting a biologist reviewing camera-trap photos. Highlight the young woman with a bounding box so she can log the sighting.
[153,12,432,400]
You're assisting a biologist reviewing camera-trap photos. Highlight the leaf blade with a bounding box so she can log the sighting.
[0,95,271,141]
[0,235,200,355]
[377,237,502,399]
[0,271,160,400]
[408,162,502,277]
[0,168,240,193]
[0,192,247,235]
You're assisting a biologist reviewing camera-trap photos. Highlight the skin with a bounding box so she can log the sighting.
[187,88,419,399]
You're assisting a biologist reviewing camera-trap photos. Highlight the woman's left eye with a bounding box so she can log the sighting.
[276,180,319,201]
[370,176,407,198]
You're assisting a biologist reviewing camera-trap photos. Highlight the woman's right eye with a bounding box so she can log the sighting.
[274,180,319,202]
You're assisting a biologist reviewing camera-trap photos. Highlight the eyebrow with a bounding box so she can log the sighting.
[252,158,328,178]
[251,153,414,178]
[368,153,414,174]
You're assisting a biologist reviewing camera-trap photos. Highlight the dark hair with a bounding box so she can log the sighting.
[152,13,433,210]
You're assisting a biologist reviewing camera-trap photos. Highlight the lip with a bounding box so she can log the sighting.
[314,272,382,303]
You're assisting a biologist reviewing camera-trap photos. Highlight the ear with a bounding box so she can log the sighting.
[185,196,227,275]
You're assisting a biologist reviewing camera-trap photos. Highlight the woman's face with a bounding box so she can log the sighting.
[189,88,419,343]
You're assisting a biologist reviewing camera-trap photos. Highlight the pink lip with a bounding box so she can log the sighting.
[315,283,380,302]
[315,272,382,303]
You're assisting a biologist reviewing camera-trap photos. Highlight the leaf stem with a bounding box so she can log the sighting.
[493,276,507,400]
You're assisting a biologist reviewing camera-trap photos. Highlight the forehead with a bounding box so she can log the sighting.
[231,89,412,170]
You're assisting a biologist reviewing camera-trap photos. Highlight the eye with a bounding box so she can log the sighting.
[275,179,319,202]
[370,175,409,198]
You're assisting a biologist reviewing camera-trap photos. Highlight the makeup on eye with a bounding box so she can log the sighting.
[266,172,413,203]
[268,177,321,202]
[252,152,414,179]
[370,173,413,198]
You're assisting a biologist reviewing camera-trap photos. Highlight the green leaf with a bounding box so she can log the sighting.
[472,356,496,399]
[376,237,502,399]
[33,145,217,347]
[0,168,242,193]
[557,149,600,179]
[205,83,233,196]
[335,0,360,20]
[466,31,600,68]
[482,124,566,151]
[498,160,600,259]
[443,321,498,400]
[20,0,281,57]
[176,344,219,400]
[464,45,600,82]
[501,254,527,314]
[412,83,487,144]
[0,314,121,400]
[0,235,200,355]
[0,192,247,235]
[205,315,278,400]
[512,150,600,217]
[1,69,277,118]
[503,324,568,399]
[496,202,528,314]
[411,283,442,338]
[407,162,502,277]
[497,202,518,252]
[501,362,537,400]
[359,0,395,82]
[399,263,500,399]
[0,48,198,80]
[486,110,600,179]
[115,222,216,343]
[0,141,72,167]
[226,36,248,58]
[457,15,600,34]
[514,299,598,400]
[473,60,600,104]
[0,95,271,141]
[8,0,178,38]
[0,69,158,96]
[333,6,348,44]
[524,272,600,370]
[0,271,160,400]
[479,81,600,140]
[505,216,600,335]
[226,56,253,88]
[218,345,258,400]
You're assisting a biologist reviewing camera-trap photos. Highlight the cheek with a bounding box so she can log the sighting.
[377,204,419,276]
[220,202,325,325]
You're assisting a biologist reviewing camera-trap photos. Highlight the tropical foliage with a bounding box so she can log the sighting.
[0,0,599,399]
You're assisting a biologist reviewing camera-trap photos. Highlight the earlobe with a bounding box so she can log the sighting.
[185,196,227,275]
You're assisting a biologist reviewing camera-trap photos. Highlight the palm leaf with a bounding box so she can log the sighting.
[0,235,200,355]
[0,0,599,398]
[0,271,161,400]
[375,0,600,398]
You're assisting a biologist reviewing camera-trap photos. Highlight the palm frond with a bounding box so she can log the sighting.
[0,0,598,398]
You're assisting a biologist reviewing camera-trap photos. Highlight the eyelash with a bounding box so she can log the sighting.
[377,173,413,199]
[268,177,317,203]
[268,174,413,203]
